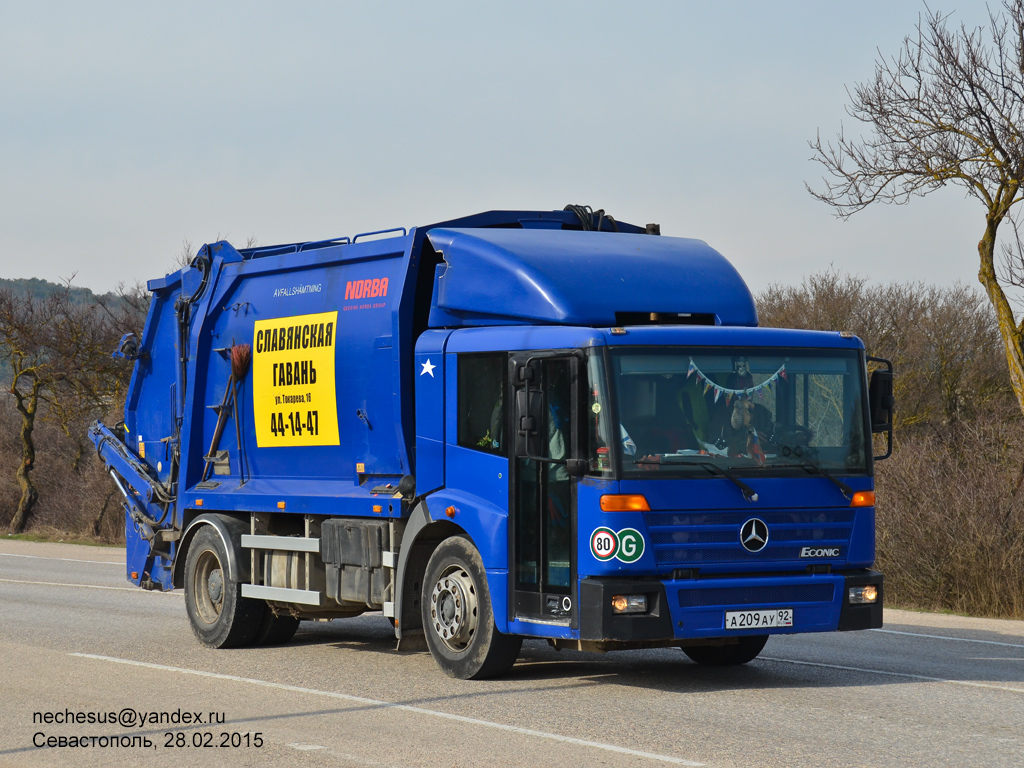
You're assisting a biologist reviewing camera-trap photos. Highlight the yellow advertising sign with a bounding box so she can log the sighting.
[252,311,340,447]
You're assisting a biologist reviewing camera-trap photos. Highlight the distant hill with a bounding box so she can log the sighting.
[0,278,120,306]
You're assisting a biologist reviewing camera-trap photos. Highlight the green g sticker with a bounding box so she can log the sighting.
[616,528,645,563]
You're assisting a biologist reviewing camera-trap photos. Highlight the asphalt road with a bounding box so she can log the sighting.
[1,538,1022,768]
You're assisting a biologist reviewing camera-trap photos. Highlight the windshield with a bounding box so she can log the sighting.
[588,347,869,476]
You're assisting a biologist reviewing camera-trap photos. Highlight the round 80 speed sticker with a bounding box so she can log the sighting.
[590,527,619,561]
[590,527,645,563]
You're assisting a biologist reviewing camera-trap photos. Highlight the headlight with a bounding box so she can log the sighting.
[848,585,878,604]
[611,594,648,614]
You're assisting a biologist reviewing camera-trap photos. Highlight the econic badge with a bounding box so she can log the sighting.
[253,311,341,447]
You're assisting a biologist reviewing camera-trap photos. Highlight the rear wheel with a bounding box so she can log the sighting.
[682,635,769,666]
[422,536,522,679]
[255,609,301,645]
[183,526,263,648]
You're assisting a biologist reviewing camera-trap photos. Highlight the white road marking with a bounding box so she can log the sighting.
[287,743,326,751]
[871,628,1024,649]
[0,578,180,595]
[0,552,123,566]
[761,656,1024,694]
[71,653,705,766]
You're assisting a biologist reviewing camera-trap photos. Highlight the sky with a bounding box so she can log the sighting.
[0,1,1004,296]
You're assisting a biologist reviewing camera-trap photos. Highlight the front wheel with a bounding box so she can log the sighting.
[422,536,522,679]
[183,526,264,648]
[682,635,769,666]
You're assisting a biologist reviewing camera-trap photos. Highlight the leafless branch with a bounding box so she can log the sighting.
[808,1,1024,415]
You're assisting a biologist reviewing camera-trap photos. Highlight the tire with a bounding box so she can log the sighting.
[682,635,769,666]
[183,526,263,648]
[421,536,522,680]
[254,609,301,646]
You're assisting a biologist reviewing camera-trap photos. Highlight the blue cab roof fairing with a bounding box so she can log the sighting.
[443,324,867,355]
[425,228,758,328]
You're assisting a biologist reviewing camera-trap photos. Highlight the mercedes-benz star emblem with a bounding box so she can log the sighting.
[740,518,769,553]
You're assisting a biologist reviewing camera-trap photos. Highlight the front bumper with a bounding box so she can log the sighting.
[579,570,883,642]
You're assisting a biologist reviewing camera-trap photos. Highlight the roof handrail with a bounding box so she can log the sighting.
[352,227,407,243]
[242,244,299,259]
[298,237,351,252]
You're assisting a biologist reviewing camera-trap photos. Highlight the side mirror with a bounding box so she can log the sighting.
[867,356,894,461]
[113,333,140,361]
[868,368,894,433]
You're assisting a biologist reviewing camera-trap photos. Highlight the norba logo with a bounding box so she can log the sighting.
[345,278,389,301]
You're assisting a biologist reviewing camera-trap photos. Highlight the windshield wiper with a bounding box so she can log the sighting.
[786,462,853,499]
[632,456,758,502]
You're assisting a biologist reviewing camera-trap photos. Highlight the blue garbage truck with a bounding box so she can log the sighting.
[89,205,893,679]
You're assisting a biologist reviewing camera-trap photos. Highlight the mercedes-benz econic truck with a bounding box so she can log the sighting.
[90,206,893,679]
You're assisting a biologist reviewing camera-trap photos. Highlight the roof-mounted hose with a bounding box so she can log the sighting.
[563,204,618,232]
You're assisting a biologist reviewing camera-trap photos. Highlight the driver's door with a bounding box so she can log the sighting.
[509,353,579,626]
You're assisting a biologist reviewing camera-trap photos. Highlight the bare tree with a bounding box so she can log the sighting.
[808,1,1024,415]
[0,282,132,533]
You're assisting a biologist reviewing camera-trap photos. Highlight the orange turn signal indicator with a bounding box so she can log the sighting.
[850,490,875,508]
[600,494,651,512]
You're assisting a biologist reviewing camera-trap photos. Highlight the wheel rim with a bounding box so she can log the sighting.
[429,564,479,652]
[192,548,224,626]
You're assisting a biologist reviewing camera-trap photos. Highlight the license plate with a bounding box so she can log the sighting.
[724,608,793,629]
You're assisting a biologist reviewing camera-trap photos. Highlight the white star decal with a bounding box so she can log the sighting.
[420,359,436,377]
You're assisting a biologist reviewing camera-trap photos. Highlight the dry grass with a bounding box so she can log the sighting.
[877,414,1024,618]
